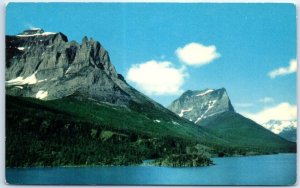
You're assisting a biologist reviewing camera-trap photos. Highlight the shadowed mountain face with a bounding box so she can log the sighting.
[168,88,234,124]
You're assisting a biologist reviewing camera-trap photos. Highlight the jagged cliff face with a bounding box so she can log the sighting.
[5,29,156,106]
[168,88,235,124]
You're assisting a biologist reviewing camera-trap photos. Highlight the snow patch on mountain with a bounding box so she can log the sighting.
[15,86,23,89]
[195,100,217,123]
[196,89,214,96]
[36,90,48,99]
[6,72,49,86]
[6,71,38,85]
[17,32,57,37]
[38,78,48,83]
[179,107,193,117]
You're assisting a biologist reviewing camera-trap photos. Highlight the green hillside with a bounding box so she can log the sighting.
[200,111,295,151]
[5,95,219,167]
[6,95,295,167]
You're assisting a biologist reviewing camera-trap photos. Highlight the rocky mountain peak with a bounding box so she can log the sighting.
[6,29,168,111]
[168,88,235,124]
[5,30,149,106]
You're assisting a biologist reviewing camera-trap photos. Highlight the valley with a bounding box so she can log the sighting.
[5,29,296,168]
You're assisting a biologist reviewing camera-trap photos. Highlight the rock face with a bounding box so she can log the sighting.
[168,88,234,124]
[262,120,297,142]
[6,29,159,107]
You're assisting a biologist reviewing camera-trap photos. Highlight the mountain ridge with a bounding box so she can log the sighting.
[6,29,120,99]
[6,29,227,167]
[5,29,296,167]
[6,29,170,112]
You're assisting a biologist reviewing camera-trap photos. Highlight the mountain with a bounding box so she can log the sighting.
[168,88,234,123]
[6,28,159,108]
[5,29,295,167]
[6,29,218,140]
[168,89,295,150]
[262,120,297,142]
[199,111,294,149]
[5,29,227,167]
[279,128,297,142]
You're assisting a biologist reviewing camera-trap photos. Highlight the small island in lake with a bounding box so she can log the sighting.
[153,154,213,167]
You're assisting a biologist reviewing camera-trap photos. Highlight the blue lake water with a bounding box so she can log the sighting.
[6,153,296,185]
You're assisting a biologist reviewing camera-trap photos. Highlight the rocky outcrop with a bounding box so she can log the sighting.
[5,29,160,107]
[168,88,234,124]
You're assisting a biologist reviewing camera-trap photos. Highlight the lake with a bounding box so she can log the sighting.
[6,153,296,185]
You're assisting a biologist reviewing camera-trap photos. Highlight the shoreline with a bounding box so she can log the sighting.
[6,152,296,169]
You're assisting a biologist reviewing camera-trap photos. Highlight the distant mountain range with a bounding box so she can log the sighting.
[5,29,296,167]
[262,120,297,142]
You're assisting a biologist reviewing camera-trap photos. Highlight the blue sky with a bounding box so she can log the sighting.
[6,3,297,123]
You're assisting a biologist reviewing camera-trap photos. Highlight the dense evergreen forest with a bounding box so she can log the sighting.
[6,95,296,168]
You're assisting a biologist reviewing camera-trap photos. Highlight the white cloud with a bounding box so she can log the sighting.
[126,60,187,95]
[241,102,297,124]
[175,42,220,66]
[235,103,253,108]
[258,97,274,103]
[268,59,297,79]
